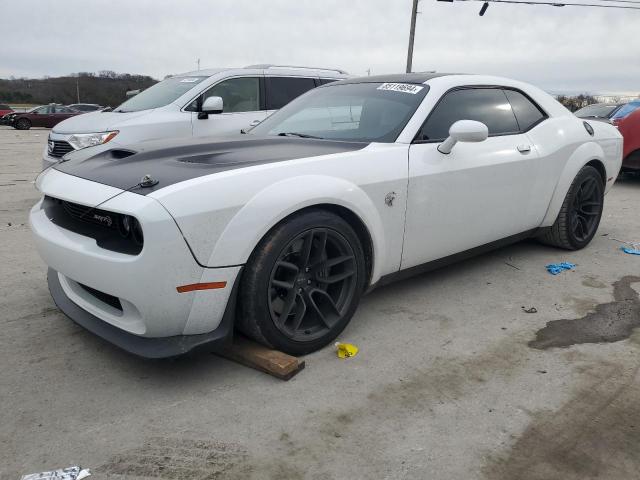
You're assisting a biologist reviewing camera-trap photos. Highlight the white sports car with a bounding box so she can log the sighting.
[30,73,623,358]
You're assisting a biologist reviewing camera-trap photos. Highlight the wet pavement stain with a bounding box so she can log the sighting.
[482,361,640,480]
[529,276,640,350]
[582,275,607,289]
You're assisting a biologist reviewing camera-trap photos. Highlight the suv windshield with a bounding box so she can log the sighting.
[574,104,620,119]
[250,82,429,142]
[114,76,208,113]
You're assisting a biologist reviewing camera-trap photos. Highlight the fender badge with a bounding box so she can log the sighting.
[385,192,397,207]
[139,174,158,188]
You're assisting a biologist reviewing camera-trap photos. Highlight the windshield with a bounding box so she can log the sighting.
[114,76,208,113]
[574,104,620,119]
[611,101,640,120]
[251,82,429,142]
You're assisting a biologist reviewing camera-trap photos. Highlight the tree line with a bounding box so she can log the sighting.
[555,94,598,112]
[0,71,158,107]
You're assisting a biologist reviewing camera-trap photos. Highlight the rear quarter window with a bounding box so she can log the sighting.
[503,89,547,131]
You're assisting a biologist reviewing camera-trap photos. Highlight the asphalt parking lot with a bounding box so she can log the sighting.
[1,126,640,480]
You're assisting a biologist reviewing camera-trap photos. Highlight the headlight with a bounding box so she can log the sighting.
[67,131,118,150]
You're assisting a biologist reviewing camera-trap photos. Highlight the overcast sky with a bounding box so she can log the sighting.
[1,0,638,94]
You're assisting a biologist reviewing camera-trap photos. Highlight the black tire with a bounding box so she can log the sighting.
[15,118,31,130]
[538,165,604,250]
[237,209,366,355]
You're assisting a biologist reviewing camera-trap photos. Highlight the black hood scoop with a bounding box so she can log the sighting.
[54,135,367,195]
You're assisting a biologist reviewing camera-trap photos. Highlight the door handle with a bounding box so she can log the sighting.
[517,144,531,153]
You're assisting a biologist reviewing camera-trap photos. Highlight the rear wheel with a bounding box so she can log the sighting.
[15,118,31,130]
[539,165,604,250]
[238,210,366,355]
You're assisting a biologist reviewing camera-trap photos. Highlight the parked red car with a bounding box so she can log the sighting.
[576,100,640,172]
[613,106,640,172]
[6,104,81,130]
[0,103,13,117]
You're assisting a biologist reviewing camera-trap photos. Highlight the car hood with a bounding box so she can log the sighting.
[53,135,368,195]
[52,109,151,134]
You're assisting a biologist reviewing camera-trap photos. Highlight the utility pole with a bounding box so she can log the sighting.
[406,0,419,73]
[76,77,80,103]
[196,58,201,70]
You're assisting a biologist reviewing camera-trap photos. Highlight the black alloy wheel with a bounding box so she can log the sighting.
[238,209,366,355]
[268,227,358,342]
[539,165,604,250]
[570,174,602,243]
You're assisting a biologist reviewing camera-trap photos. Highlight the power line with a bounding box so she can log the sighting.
[597,0,640,4]
[449,0,640,10]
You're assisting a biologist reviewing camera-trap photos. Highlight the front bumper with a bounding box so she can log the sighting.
[48,267,239,358]
[30,169,242,356]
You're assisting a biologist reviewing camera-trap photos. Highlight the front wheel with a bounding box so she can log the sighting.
[237,210,366,355]
[539,165,604,250]
[15,118,31,130]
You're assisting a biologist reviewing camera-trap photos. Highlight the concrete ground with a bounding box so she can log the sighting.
[1,126,640,480]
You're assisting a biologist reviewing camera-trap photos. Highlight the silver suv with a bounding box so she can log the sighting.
[43,64,349,169]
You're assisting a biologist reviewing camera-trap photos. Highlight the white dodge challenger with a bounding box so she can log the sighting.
[30,73,623,358]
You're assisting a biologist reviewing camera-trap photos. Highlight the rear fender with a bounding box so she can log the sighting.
[540,141,605,227]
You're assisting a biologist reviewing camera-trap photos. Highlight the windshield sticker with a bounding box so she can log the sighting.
[377,83,424,94]
[179,78,200,83]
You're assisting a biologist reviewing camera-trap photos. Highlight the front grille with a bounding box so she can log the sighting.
[78,283,123,311]
[62,200,119,230]
[49,140,74,158]
[44,196,143,255]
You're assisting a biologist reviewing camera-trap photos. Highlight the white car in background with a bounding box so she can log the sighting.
[43,64,348,169]
[30,73,623,358]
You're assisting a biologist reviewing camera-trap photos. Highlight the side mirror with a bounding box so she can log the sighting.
[437,120,488,154]
[198,96,223,119]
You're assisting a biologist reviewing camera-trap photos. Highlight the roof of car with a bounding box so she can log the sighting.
[335,72,456,85]
[176,65,348,78]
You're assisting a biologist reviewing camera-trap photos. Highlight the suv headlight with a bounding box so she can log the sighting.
[67,131,118,150]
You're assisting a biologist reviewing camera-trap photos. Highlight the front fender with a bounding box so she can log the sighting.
[206,174,387,284]
[540,141,606,227]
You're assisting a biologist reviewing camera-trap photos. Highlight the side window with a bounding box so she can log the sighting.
[265,77,317,110]
[504,89,546,131]
[189,77,260,113]
[417,88,519,142]
[55,106,72,113]
[36,106,51,114]
[318,78,339,85]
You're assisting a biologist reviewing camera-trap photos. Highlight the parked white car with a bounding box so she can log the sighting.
[31,73,623,358]
[42,64,348,169]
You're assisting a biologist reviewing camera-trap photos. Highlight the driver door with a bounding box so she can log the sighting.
[190,76,267,137]
[402,87,544,269]
[31,106,51,127]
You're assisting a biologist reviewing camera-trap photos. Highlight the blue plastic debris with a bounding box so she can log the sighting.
[546,262,576,275]
[621,246,640,255]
